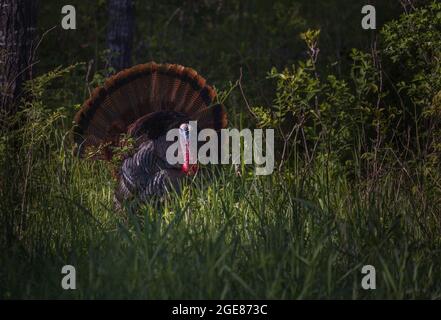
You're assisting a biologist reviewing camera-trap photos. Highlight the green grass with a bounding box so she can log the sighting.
[1,116,440,299]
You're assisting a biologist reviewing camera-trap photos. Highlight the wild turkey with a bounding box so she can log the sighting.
[73,62,227,208]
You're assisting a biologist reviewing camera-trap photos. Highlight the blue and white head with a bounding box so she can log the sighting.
[178,123,198,175]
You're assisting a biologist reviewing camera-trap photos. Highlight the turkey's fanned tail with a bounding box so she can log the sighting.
[73,62,227,159]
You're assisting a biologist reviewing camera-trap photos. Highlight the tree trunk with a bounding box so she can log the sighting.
[0,0,38,116]
[107,0,134,73]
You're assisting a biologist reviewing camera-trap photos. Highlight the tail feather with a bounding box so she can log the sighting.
[73,62,227,159]
[194,104,228,130]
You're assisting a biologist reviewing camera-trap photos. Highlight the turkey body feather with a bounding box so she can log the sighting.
[115,138,182,206]
[73,62,227,207]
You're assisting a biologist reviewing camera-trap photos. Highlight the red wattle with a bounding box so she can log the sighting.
[182,147,198,175]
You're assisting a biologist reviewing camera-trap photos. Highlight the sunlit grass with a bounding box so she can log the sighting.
[1,131,440,299]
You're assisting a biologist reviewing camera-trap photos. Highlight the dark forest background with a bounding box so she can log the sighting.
[36,1,405,107]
